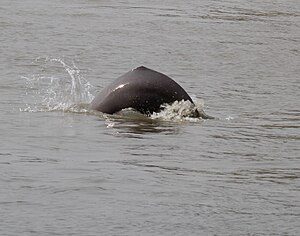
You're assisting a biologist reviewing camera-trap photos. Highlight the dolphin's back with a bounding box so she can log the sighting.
[90,66,194,115]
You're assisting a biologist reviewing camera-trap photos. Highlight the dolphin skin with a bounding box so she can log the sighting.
[90,66,212,119]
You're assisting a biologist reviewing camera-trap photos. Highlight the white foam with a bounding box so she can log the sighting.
[151,98,205,122]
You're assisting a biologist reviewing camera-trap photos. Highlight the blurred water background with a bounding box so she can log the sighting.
[0,0,299,235]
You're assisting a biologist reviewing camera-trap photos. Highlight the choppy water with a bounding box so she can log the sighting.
[1,0,300,235]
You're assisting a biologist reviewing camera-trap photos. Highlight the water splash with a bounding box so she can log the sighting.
[151,98,205,122]
[21,57,94,113]
[21,59,211,122]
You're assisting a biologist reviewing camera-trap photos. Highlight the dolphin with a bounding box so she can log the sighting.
[90,66,212,119]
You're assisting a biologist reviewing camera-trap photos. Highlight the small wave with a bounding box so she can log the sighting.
[151,98,206,122]
[225,116,234,121]
[21,57,94,113]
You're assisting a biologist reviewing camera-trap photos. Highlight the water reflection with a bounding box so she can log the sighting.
[103,112,182,136]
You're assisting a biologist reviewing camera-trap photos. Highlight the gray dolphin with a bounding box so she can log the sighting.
[90,66,212,119]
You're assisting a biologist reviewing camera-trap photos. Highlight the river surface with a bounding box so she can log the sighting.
[1,0,299,235]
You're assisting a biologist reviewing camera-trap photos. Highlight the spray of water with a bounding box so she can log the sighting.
[21,57,94,113]
[151,99,205,122]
